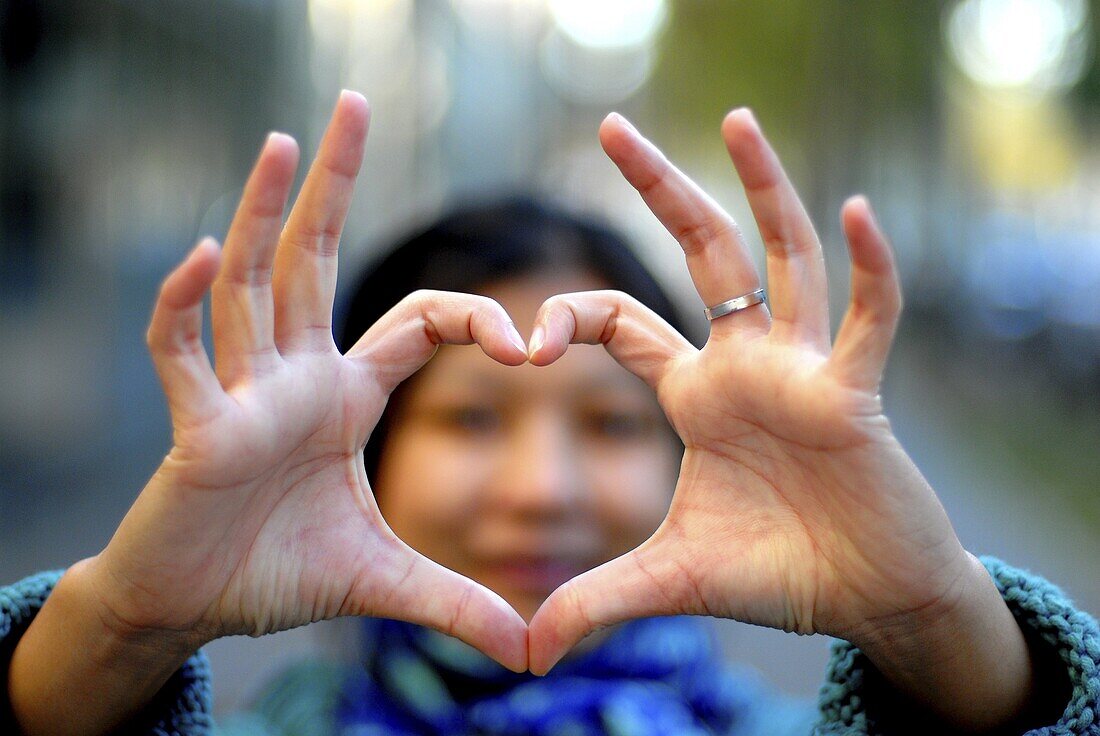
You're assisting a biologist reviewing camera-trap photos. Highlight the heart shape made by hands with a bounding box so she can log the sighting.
[103,92,969,688]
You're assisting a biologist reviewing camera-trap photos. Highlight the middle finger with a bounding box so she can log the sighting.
[599,113,770,338]
[722,108,830,348]
[273,90,370,352]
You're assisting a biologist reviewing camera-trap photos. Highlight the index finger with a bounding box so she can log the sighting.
[528,290,694,391]
[345,290,529,394]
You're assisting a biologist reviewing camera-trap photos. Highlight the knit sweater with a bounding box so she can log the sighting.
[1,556,1097,735]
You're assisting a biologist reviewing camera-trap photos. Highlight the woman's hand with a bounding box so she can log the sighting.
[9,92,527,736]
[526,111,1052,731]
[101,92,529,659]
[103,91,527,661]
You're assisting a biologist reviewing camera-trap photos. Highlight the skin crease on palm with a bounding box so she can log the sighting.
[375,272,681,625]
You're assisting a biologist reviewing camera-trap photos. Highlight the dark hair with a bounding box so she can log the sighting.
[337,197,689,483]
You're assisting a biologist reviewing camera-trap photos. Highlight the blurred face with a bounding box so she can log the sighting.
[375,271,680,622]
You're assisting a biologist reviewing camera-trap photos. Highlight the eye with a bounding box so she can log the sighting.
[582,410,655,440]
[436,405,502,434]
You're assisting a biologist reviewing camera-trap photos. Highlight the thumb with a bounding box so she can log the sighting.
[360,539,529,673]
[527,535,689,674]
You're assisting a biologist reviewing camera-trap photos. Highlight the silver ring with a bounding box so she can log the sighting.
[704,288,767,321]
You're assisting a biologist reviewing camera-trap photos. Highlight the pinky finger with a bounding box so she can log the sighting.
[827,196,902,391]
[147,238,225,420]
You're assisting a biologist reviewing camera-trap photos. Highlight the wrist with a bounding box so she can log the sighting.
[849,550,980,660]
[851,552,1048,732]
[74,555,210,659]
[9,559,204,736]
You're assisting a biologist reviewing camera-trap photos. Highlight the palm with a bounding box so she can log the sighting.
[527,111,969,673]
[157,356,381,637]
[669,341,956,630]
[94,94,528,671]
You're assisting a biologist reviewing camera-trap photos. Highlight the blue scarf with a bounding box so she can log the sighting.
[338,616,779,735]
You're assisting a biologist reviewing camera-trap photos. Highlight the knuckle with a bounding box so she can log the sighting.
[285,220,341,257]
[599,289,634,309]
[400,288,435,313]
[676,216,737,256]
[542,293,567,312]
[408,288,438,303]
[319,151,360,182]
[635,155,672,197]
[475,293,504,314]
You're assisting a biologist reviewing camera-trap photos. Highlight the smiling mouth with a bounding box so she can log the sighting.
[479,555,591,595]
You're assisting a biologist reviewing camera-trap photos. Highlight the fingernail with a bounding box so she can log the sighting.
[528,325,545,357]
[849,194,876,223]
[265,131,294,148]
[609,112,638,135]
[507,323,527,354]
[741,107,757,123]
[339,88,368,106]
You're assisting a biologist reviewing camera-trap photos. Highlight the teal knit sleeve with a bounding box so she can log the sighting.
[813,556,1100,735]
[0,570,214,736]
[213,661,347,736]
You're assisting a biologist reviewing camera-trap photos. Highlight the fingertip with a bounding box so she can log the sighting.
[841,196,889,255]
[527,602,571,675]
[483,320,528,367]
[721,109,785,194]
[843,192,870,211]
[483,613,529,673]
[262,132,301,174]
[190,236,222,282]
[602,111,637,135]
[193,234,220,256]
[527,324,546,362]
[161,237,221,309]
[841,194,874,231]
[504,642,529,674]
[337,88,372,131]
[514,636,531,674]
[841,197,899,288]
[497,343,530,368]
[527,352,555,368]
[527,324,568,367]
[722,106,755,130]
[602,113,651,161]
[339,88,369,111]
[528,642,565,676]
[599,112,643,158]
[721,107,761,145]
[483,598,530,673]
[265,130,298,152]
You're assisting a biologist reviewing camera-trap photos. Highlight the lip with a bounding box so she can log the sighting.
[477,554,592,595]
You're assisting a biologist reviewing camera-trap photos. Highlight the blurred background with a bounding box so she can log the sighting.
[2,0,1098,715]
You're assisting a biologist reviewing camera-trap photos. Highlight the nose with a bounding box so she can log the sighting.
[491,405,585,519]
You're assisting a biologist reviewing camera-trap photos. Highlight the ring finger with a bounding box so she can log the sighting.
[211,133,300,386]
